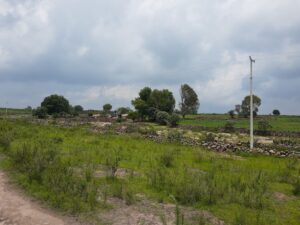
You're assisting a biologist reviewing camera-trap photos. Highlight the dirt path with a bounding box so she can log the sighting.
[0,168,224,225]
[0,171,82,225]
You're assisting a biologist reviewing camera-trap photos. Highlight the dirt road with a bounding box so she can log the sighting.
[0,171,81,225]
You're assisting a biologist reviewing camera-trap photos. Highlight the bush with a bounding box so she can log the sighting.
[167,114,180,127]
[156,111,170,125]
[32,107,48,119]
[257,120,272,135]
[128,111,139,121]
[167,130,183,142]
[224,121,235,133]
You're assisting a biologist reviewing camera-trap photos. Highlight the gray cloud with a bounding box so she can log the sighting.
[0,0,300,114]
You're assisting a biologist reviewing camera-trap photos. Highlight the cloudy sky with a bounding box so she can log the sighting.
[0,0,300,114]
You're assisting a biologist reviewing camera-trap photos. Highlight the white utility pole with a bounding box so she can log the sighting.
[249,56,255,150]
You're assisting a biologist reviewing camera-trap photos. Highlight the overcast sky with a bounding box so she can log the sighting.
[0,0,300,114]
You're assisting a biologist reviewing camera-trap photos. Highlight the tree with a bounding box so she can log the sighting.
[179,84,199,118]
[241,95,261,118]
[131,98,149,119]
[41,94,70,115]
[103,104,112,113]
[228,110,235,119]
[74,105,84,113]
[168,113,180,127]
[132,87,175,120]
[117,107,130,115]
[273,109,280,116]
[139,87,152,102]
[149,89,175,113]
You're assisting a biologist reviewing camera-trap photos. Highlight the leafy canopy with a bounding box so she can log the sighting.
[41,94,70,115]
[179,84,199,117]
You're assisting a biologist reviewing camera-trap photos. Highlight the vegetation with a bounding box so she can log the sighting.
[132,87,175,120]
[179,114,300,132]
[179,84,199,118]
[103,103,112,114]
[41,94,71,115]
[32,107,48,119]
[273,109,280,116]
[0,119,299,225]
[241,95,261,118]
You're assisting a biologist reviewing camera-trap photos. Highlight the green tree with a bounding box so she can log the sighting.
[74,105,84,113]
[131,98,149,119]
[117,107,130,115]
[103,104,112,113]
[149,89,175,113]
[273,109,280,116]
[241,95,261,118]
[179,84,199,118]
[139,87,152,102]
[41,94,70,115]
[132,87,175,119]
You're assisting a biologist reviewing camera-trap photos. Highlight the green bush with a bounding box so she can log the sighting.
[156,111,170,125]
[224,121,235,133]
[32,107,48,119]
[167,114,180,127]
[128,111,139,121]
[257,120,272,135]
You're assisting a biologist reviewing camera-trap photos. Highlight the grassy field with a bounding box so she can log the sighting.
[0,107,32,116]
[179,114,300,132]
[0,118,299,224]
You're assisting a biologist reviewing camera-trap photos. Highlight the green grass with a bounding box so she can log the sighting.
[179,114,300,132]
[0,107,32,116]
[0,118,300,224]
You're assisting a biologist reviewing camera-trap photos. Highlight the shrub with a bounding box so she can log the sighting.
[32,107,48,119]
[167,114,180,127]
[167,130,183,142]
[257,120,272,135]
[156,111,170,125]
[224,121,235,133]
[128,111,139,121]
[203,133,215,142]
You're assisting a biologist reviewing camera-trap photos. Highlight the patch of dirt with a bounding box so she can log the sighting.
[0,171,82,225]
[94,168,141,179]
[98,197,225,225]
[273,192,291,202]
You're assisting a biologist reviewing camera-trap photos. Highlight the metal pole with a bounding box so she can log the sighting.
[249,56,255,150]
